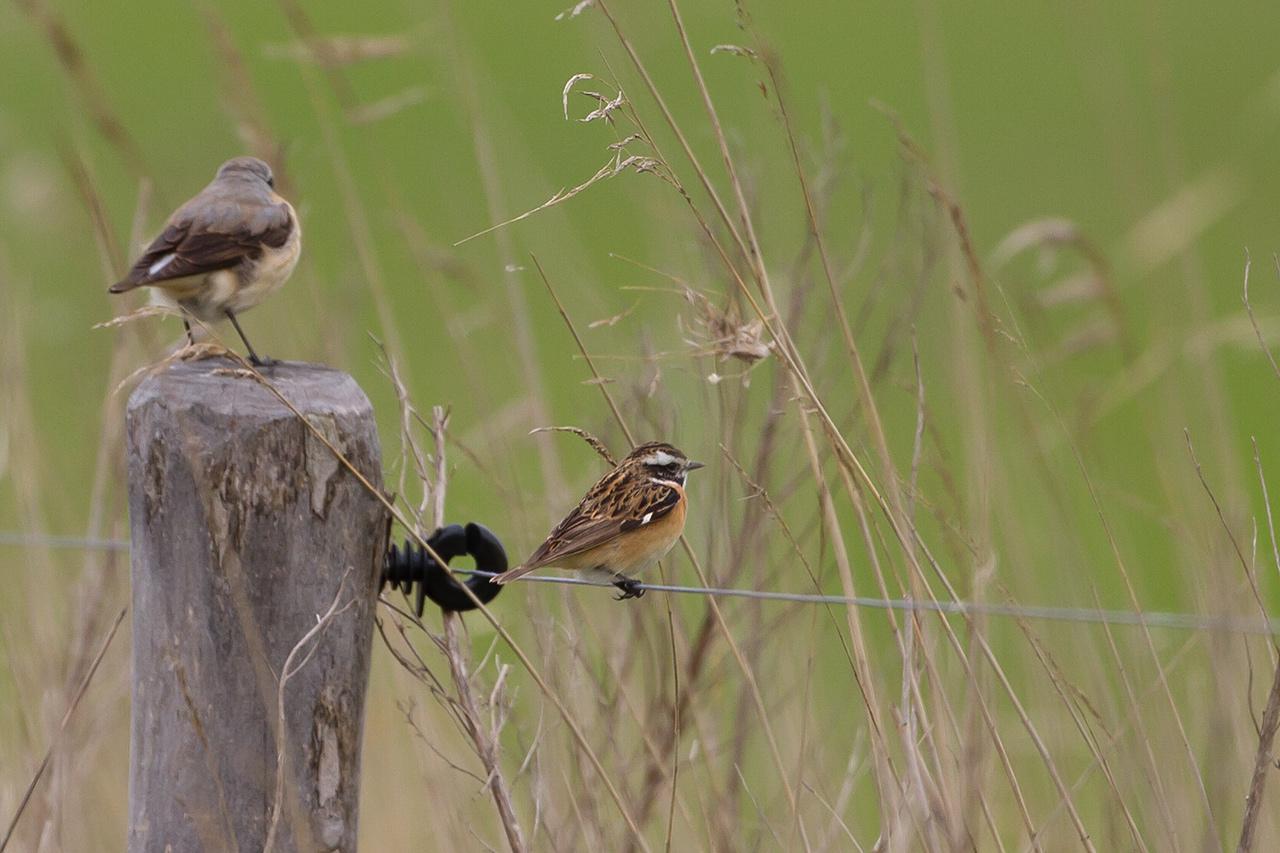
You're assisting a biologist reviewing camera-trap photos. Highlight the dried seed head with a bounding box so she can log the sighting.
[682,287,772,367]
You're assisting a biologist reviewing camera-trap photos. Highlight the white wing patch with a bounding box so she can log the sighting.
[640,511,654,525]
[147,253,176,276]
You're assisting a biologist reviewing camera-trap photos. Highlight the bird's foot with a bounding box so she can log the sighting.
[248,354,279,369]
[613,577,645,600]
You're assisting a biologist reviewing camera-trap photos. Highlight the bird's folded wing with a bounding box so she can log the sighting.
[523,480,681,570]
[111,198,292,292]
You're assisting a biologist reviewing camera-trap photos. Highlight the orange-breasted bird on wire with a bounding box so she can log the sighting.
[108,157,301,366]
[492,442,704,599]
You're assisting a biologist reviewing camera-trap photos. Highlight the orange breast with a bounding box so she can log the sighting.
[561,485,687,574]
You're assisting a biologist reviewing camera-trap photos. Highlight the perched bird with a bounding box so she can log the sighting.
[493,442,703,599]
[109,157,301,366]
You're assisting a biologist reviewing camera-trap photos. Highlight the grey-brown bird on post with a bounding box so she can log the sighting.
[109,157,301,366]
[492,442,703,599]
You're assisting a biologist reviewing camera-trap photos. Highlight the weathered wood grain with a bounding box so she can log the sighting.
[124,358,387,852]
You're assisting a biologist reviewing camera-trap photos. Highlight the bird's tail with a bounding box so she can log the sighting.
[491,565,535,585]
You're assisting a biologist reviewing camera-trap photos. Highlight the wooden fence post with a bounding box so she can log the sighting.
[124,358,387,852]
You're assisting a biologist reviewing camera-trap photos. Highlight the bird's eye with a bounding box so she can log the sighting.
[267,176,275,188]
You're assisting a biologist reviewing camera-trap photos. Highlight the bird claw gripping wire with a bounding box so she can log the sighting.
[383,523,507,617]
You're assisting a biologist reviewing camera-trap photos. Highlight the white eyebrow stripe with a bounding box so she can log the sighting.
[148,253,176,275]
[641,450,678,467]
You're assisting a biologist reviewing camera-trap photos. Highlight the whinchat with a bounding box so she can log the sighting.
[109,157,301,366]
[493,442,703,599]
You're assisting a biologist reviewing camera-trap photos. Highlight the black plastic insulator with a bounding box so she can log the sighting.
[383,522,507,616]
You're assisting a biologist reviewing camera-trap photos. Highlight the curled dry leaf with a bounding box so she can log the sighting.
[455,77,657,245]
[563,73,594,120]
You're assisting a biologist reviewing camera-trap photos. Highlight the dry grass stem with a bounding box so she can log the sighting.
[264,571,355,853]
[10,2,1280,848]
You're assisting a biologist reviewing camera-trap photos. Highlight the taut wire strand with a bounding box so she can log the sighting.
[4,531,1277,635]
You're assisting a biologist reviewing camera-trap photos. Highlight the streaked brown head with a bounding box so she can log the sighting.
[623,441,704,485]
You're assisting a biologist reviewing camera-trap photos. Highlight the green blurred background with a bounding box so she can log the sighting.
[5,0,1280,849]
[5,0,1278,508]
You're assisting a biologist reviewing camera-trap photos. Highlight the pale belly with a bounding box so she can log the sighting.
[149,219,301,322]
[228,221,301,314]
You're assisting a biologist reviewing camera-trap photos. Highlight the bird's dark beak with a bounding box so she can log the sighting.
[686,460,705,471]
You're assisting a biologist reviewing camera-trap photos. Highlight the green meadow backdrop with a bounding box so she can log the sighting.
[4,1,1280,849]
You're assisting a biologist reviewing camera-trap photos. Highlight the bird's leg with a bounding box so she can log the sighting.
[182,318,195,346]
[612,576,645,600]
[225,310,274,367]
